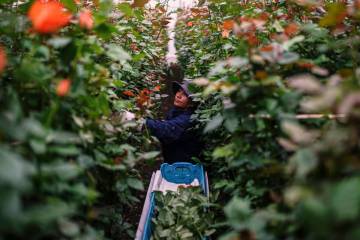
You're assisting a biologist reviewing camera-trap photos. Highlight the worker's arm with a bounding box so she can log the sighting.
[145,114,191,143]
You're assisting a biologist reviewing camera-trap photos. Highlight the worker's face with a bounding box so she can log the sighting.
[174,89,190,108]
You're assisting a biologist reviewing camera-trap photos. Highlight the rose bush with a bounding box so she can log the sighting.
[174,0,360,239]
[3,0,360,239]
[0,0,168,239]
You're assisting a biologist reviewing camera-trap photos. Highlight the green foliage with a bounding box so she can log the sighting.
[175,0,360,239]
[151,187,215,240]
[0,0,168,239]
[3,0,360,239]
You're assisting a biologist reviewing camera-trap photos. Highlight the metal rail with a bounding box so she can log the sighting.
[248,114,346,120]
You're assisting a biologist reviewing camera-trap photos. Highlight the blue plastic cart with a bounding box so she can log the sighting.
[135,162,209,240]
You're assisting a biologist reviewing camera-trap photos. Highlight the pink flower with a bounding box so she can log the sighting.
[79,9,94,30]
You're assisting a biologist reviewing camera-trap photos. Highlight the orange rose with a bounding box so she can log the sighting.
[260,44,273,52]
[123,90,135,97]
[222,29,230,38]
[297,62,315,69]
[222,19,234,31]
[284,23,299,37]
[0,46,7,73]
[152,85,161,92]
[28,0,72,34]
[247,33,259,46]
[79,9,94,30]
[56,79,71,97]
[136,88,151,107]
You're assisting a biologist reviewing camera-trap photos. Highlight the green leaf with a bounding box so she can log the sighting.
[42,162,81,180]
[273,20,284,32]
[67,184,99,202]
[47,145,80,156]
[106,44,131,62]
[97,162,126,171]
[213,179,230,189]
[289,149,318,179]
[127,178,144,191]
[224,197,252,223]
[0,189,22,220]
[98,0,113,15]
[331,177,360,221]
[132,52,146,62]
[58,219,80,237]
[224,116,238,133]
[212,144,234,159]
[140,151,159,160]
[60,0,77,12]
[29,139,46,154]
[46,131,80,144]
[0,147,34,189]
[117,2,133,17]
[278,52,299,65]
[94,23,118,40]
[47,37,72,48]
[299,197,329,230]
[204,113,223,133]
[282,35,305,51]
[15,58,54,83]
[60,41,77,64]
[22,118,47,138]
[35,46,50,61]
[24,201,75,225]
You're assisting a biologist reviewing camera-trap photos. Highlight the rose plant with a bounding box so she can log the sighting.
[0,0,168,239]
[174,0,360,239]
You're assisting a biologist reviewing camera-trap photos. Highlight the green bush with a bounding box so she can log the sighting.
[152,187,215,240]
[175,0,360,239]
[0,0,168,239]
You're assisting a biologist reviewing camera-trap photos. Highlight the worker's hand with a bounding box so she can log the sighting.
[136,118,146,132]
[120,110,136,123]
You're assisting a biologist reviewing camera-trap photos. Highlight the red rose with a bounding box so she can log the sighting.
[56,79,71,97]
[28,0,72,34]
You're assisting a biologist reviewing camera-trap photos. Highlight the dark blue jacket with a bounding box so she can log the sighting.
[145,107,202,164]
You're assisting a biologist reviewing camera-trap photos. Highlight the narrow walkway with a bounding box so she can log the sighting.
[128,1,197,238]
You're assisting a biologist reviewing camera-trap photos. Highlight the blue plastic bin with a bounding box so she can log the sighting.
[141,162,208,240]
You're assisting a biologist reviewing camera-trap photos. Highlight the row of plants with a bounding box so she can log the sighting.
[0,0,169,239]
[172,0,360,239]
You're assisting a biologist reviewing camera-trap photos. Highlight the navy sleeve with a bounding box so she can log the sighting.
[145,114,191,143]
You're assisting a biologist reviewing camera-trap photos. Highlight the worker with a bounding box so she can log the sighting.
[144,80,203,164]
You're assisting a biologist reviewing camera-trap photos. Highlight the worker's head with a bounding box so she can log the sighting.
[172,80,193,109]
[174,89,190,108]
